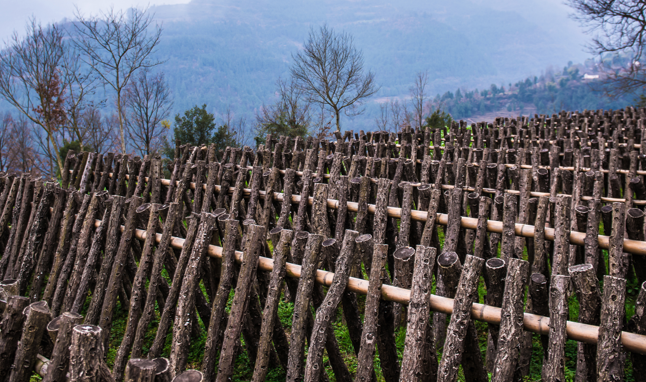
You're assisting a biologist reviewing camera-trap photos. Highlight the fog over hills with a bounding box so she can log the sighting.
[1,0,592,128]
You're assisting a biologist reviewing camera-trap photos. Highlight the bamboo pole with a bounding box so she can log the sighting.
[87,215,646,355]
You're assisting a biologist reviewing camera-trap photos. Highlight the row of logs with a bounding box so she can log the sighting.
[1,109,646,381]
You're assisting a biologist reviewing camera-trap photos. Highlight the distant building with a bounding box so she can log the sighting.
[583,74,599,80]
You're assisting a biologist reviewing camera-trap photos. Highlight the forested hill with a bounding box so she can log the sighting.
[437,60,639,122]
[146,0,590,127]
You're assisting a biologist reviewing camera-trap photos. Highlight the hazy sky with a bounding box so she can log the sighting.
[0,0,190,42]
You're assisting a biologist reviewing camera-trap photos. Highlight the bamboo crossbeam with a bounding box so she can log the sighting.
[89,218,646,355]
[73,167,646,255]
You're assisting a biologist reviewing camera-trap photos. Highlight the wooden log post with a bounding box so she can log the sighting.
[608,203,628,279]
[443,187,465,259]
[97,196,143,348]
[169,212,218,375]
[551,195,572,276]
[215,224,265,382]
[8,301,51,382]
[354,176,372,234]
[50,193,92,316]
[311,183,331,238]
[434,251,461,351]
[147,214,201,359]
[61,191,108,312]
[286,234,324,382]
[437,254,486,382]
[129,202,181,358]
[491,258,529,382]
[4,177,34,279]
[474,196,492,259]
[399,246,438,382]
[251,229,294,382]
[0,296,30,378]
[304,230,359,382]
[597,276,627,382]
[68,325,113,382]
[43,312,84,382]
[69,198,114,313]
[627,208,646,283]
[200,220,241,380]
[16,183,55,295]
[82,196,125,324]
[569,263,601,382]
[29,187,67,302]
[61,151,75,189]
[629,282,646,382]
[112,204,164,380]
[372,178,391,244]
[125,358,157,382]
[528,272,550,360]
[484,257,506,372]
[153,358,172,382]
[420,188,442,247]
[0,177,19,254]
[392,246,415,327]
[500,193,518,261]
[97,153,114,193]
[533,196,549,277]
[41,191,79,305]
[585,199,603,275]
[542,275,571,382]
[172,370,203,382]
[276,169,296,229]
[355,243,389,382]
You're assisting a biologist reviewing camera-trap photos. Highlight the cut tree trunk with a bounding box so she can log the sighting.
[596,275,627,382]
[43,312,83,382]
[491,258,529,382]
[400,245,438,382]
[215,224,265,382]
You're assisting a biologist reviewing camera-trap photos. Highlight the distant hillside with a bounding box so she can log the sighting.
[142,0,591,129]
[436,58,638,123]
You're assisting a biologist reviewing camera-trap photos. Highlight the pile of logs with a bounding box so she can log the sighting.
[1,107,646,381]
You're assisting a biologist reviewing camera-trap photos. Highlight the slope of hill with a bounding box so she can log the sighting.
[144,0,591,128]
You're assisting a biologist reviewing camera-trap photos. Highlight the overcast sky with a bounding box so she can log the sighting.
[0,0,190,42]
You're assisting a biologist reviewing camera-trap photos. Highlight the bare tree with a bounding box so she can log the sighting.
[291,25,379,132]
[255,77,311,144]
[123,70,173,157]
[0,113,12,172]
[0,20,68,176]
[309,103,334,140]
[81,107,119,154]
[8,116,39,174]
[59,44,102,147]
[375,102,389,131]
[73,6,164,154]
[410,71,429,130]
[223,108,252,148]
[567,0,646,95]
[390,99,403,133]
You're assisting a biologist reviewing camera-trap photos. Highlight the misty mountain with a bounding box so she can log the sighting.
[144,0,591,129]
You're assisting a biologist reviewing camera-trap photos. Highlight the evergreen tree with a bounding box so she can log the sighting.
[163,104,238,159]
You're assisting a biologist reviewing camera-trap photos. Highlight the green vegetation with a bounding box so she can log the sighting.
[163,104,239,159]
[435,59,639,121]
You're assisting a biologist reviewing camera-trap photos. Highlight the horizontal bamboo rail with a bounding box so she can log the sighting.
[173,180,646,256]
[89,217,646,355]
[79,168,646,256]
[69,163,645,256]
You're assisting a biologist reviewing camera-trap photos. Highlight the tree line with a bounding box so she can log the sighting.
[0,13,384,180]
[4,0,646,179]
